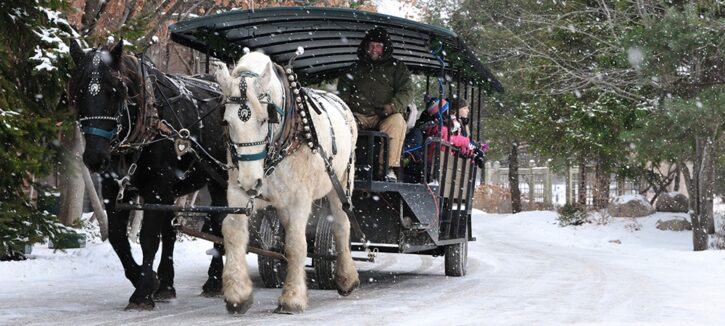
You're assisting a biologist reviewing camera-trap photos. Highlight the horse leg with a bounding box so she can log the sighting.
[326,192,360,296]
[275,200,312,314]
[221,209,254,314]
[154,217,177,301]
[126,207,166,310]
[202,183,226,297]
[102,179,141,287]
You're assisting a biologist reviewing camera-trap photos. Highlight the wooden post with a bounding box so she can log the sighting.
[565,164,573,205]
[544,162,552,207]
[578,162,588,206]
[527,169,535,206]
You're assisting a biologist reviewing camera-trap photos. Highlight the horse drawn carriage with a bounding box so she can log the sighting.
[167,7,503,287]
[70,6,502,312]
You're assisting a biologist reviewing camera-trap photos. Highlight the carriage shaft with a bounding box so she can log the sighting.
[116,203,248,214]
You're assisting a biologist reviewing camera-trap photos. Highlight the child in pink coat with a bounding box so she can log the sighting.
[422,97,488,164]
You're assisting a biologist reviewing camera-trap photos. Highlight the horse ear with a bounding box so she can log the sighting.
[214,63,233,93]
[267,103,279,123]
[70,40,85,65]
[259,61,274,89]
[110,39,123,69]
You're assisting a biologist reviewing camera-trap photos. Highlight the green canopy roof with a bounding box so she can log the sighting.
[169,7,503,92]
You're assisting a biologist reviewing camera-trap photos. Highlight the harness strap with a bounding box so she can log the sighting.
[121,56,159,151]
[306,91,338,157]
[231,146,268,162]
[193,154,229,188]
[116,148,144,201]
[83,126,118,140]
[316,145,366,243]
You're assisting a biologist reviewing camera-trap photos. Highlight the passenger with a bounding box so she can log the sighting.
[422,96,487,168]
[448,97,470,137]
[401,110,426,183]
[338,27,414,182]
[448,97,489,162]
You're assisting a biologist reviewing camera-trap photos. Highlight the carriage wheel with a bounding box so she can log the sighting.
[257,210,286,288]
[444,240,468,276]
[313,203,337,290]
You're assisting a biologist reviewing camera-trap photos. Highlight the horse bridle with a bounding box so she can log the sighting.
[224,71,285,164]
[77,50,133,148]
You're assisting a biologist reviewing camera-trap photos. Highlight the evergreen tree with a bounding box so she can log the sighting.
[0,0,75,259]
[620,4,725,250]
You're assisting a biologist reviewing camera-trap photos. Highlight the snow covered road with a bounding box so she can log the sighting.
[2,211,725,325]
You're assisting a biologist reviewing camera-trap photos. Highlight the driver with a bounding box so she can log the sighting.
[338,27,414,182]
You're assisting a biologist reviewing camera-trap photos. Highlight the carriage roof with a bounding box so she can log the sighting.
[169,6,503,92]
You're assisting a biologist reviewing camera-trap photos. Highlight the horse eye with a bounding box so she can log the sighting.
[260,119,267,126]
[221,120,229,126]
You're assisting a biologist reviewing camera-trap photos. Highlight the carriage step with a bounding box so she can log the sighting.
[353,256,375,263]
[410,223,430,230]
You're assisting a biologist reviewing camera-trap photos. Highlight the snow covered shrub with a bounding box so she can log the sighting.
[624,219,642,232]
[557,203,588,227]
[1,191,74,261]
[473,184,512,213]
[589,210,611,225]
[711,216,725,250]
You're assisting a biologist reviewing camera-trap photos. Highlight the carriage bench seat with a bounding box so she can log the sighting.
[354,130,389,182]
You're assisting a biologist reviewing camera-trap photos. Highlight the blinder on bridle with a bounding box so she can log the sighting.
[224,71,284,164]
[77,50,128,144]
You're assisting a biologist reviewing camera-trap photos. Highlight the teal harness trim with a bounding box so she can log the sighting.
[231,148,268,162]
[83,126,118,140]
[228,128,271,162]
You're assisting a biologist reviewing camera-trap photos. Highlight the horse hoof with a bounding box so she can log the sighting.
[201,278,223,297]
[124,300,155,311]
[274,303,304,315]
[154,287,176,301]
[200,290,222,298]
[337,279,360,297]
[225,297,253,315]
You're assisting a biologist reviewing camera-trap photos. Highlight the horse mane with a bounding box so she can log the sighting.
[68,45,144,108]
[231,52,270,78]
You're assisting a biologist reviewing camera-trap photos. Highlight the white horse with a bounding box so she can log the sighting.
[215,52,360,314]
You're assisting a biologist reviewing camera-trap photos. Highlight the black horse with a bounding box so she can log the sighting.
[68,40,228,309]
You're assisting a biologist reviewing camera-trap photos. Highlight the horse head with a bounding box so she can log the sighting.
[68,40,139,172]
[215,52,284,196]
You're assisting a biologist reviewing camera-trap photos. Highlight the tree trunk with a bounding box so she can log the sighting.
[673,163,680,192]
[578,161,587,206]
[706,147,715,234]
[80,0,109,36]
[593,160,610,209]
[58,127,85,226]
[683,137,709,251]
[117,0,138,31]
[565,162,573,205]
[509,142,521,213]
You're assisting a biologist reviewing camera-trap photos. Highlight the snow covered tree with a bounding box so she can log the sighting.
[620,4,725,250]
[0,0,76,259]
[443,0,723,250]
[433,0,644,209]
